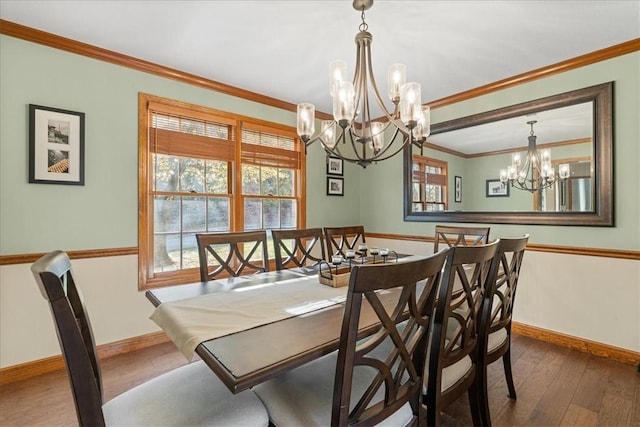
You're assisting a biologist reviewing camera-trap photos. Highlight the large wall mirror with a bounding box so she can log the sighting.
[403,82,613,226]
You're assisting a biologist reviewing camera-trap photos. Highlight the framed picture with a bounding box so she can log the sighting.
[486,179,509,197]
[454,176,462,202]
[326,156,344,176]
[29,104,85,185]
[326,177,344,196]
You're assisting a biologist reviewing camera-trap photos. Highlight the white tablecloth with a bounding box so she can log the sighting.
[150,274,348,360]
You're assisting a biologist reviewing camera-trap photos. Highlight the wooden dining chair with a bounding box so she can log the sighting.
[478,235,529,425]
[196,230,269,281]
[433,225,491,251]
[30,250,269,427]
[272,228,326,270]
[254,249,450,426]
[421,240,500,427]
[323,225,366,257]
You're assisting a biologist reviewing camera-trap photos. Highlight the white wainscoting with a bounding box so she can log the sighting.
[1,246,638,369]
[0,255,158,368]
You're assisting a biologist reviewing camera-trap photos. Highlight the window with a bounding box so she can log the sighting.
[412,155,448,212]
[139,94,305,289]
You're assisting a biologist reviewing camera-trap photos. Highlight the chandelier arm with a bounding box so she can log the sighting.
[319,125,412,165]
[351,38,366,130]
[361,132,412,163]
[353,39,370,141]
[364,40,400,124]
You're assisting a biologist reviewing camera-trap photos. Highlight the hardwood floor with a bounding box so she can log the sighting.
[0,334,638,426]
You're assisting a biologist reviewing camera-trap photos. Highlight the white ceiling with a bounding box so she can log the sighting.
[1,0,638,153]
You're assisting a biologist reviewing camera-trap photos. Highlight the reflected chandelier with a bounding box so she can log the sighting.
[296,0,430,168]
[499,120,570,193]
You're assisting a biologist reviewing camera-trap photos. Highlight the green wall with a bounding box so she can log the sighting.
[0,35,360,255]
[1,35,638,254]
[361,52,640,251]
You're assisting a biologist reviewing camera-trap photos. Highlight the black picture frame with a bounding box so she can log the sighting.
[326,156,343,176]
[486,179,509,197]
[327,177,344,196]
[29,104,85,185]
[454,176,462,202]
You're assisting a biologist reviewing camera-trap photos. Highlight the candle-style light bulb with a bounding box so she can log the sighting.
[369,122,384,152]
[387,63,406,101]
[296,103,315,141]
[321,120,337,149]
[399,82,421,127]
[412,106,431,140]
[333,81,355,127]
[500,169,508,184]
[329,60,347,97]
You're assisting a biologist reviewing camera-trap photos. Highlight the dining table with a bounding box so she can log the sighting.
[146,254,425,394]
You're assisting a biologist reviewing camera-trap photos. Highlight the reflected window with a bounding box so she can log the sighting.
[412,155,448,212]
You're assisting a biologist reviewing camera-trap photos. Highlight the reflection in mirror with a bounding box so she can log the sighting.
[403,82,613,226]
[542,159,592,212]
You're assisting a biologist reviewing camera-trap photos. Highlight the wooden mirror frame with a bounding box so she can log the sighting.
[403,82,614,226]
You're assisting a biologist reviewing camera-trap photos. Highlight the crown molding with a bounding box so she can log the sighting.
[2,20,637,116]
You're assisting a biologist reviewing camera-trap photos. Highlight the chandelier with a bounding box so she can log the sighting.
[296,0,430,168]
[499,120,570,193]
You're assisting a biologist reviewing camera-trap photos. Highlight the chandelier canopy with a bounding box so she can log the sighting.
[296,0,429,168]
[499,120,570,193]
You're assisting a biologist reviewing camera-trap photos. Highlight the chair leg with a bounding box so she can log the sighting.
[468,379,487,427]
[502,347,517,400]
[422,394,441,427]
[478,361,492,427]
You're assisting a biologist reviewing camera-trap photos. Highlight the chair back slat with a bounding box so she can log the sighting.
[484,235,529,333]
[433,225,490,251]
[196,231,269,281]
[332,249,449,426]
[31,250,105,426]
[324,225,366,258]
[272,228,325,270]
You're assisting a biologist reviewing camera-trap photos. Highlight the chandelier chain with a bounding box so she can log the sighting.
[359,8,368,32]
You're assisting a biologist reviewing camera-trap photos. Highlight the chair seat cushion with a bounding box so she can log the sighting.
[103,360,268,426]
[423,354,473,394]
[487,327,508,353]
[253,351,414,427]
[441,355,473,391]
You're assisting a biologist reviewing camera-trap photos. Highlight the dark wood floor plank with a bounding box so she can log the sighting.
[0,335,637,427]
[0,342,188,427]
[486,356,536,424]
[633,375,640,427]
[492,342,569,426]
[570,354,611,412]
[560,403,599,426]
[597,392,632,426]
[528,349,589,425]
[595,359,638,426]
[0,369,76,427]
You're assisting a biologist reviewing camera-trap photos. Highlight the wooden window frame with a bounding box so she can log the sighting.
[138,93,306,290]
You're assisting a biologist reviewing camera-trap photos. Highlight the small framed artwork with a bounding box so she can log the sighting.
[29,104,85,185]
[486,179,509,197]
[454,176,462,202]
[327,177,344,196]
[326,156,343,176]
